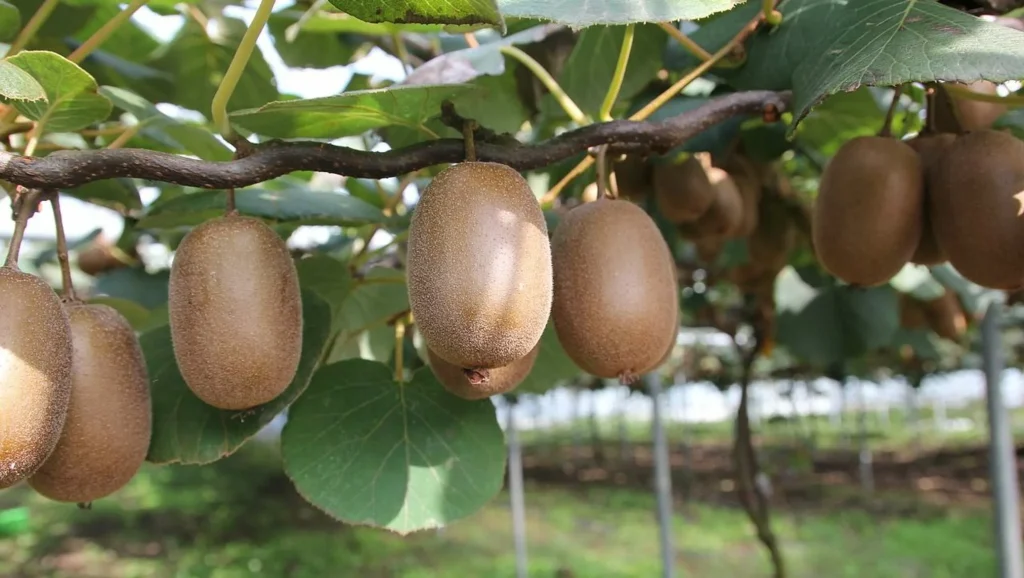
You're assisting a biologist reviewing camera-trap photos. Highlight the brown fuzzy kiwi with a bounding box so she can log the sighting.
[923,290,967,341]
[550,198,679,383]
[168,214,303,410]
[0,267,73,490]
[812,136,924,286]
[686,167,745,239]
[612,154,653,201]
[407,161,552,375]
[953,81,1009,131]
[28,303,151,503]
[722,156,762,238]
[929,129,1024,289]
[427,342,540,400]
[898,293,929,330]
[906,133,956,265]
[76,234,132,276]
[652,155,717,223]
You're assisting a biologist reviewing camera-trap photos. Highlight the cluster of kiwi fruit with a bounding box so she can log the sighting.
[0,195,151,505]
[407,156,680,399]
[812,81,1020,293]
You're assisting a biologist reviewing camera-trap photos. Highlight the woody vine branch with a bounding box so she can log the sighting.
[0,90,790,191]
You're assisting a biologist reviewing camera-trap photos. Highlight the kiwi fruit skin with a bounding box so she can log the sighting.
[28,303,151,503]
[550,198,679,381]
[683,167,744,239]
[612,155,653,201]
[929,129,1024,290]
[168,214,303,410]
[906,133,956,265]
[427,342,540,400]
[407,161,552,370]
[0,268,73,490]
[923,290,966,341]
[954,81,1008,131]
[652,155,717,223]
[812,136,924,286]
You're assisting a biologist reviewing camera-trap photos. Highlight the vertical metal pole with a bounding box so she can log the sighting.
[507,403,529,578]
[982,303,1024,578]
[647,373,675,578]
[619,385,632,463]
[856,380,874,496]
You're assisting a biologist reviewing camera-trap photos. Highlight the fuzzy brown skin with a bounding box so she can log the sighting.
[954,81,1009,132]
[906,133,956,266]
[812,136,924,287]
[652,156,717,224]
[407,161,552,370]
[168,215,303,410]
[681,168,745,240]
[0,268,73,489]
[613,154,654,201]
[929,130,1024,290]
[427,343,540,400]
[550,198,679,380]
[29,303,151,503]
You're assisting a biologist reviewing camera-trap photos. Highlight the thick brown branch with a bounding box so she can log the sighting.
[0,90,790,190]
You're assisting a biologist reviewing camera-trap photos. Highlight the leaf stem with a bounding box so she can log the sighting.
[7,0,59,56]
[499,45,588,125]
[391,31,413,74]
[394,319,406,383]
[595,145,611,199]
[106,125,140,149]
[211,0,275,138]
[4,188,42,269]
[657,22,712,63]
[463,33,479,48]
[463,120,477,162]
[879,85,904,137]
[599,24,635,122]
[50,193,76,300]
[67,0,150,63]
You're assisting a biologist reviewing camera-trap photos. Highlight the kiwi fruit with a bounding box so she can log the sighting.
[427,342,540,400]
[906,133,956,265]
[612,154,654,201]
[953,81,1008,131]
[168,214,303,410]
[407,161,552,374]
[898,293,929,330]
[0,267,73,489]
[812,136,924,286]
[550,198,679,383]
[923,290,967,341]
[685,167,745,239]
[652,154,717,223]
[722,156,762,238]
[28,303,151,503]
[929,129,1024,290]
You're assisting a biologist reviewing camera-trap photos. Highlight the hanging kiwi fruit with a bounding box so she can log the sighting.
[652,153,717,224]
[612,154,654,201]
[951,81,1009,131]
[169,211,304,411]
[0,191,74,490]
[407,160,553,381]
[427,342,540,400]
[905,133,956,266]
[928,129,1024,290]
[682,166,745,240]
[812,135,924,286]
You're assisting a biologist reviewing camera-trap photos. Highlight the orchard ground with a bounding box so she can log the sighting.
[0,404,1013,578]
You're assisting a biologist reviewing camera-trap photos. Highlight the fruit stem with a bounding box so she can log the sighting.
[67,0,150,63]
[50,192,77,300]
[599,24,635,123]
[463,33,479,48]
[499,45,588,126]
[541,12,765,203]
[225,187,237,214]
[4,188,42,269]
[657,22,713,63]
[594,145,613,199]
[211,0,275,138]
[394,319,406,384]
[462,120,477,162]
[878,84,904,138]
[7,0,59,57]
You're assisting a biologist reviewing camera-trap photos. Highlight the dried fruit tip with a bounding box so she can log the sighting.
[618,370,639,386]
[463,368,491,385]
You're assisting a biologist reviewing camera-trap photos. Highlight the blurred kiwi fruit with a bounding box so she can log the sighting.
[428,342,539,400]
[906,133,956,266]
[812,136,924,286]
[652,154,717,223]
[29,303,150,503]
[929,129,1024,289]
[0,267,73,489]
[684,167,745,239]
[550,198,678,383]
[407,161,552,376]
[168,214,303,410]
[923,290,967,341]
[953,81,1009,131]
[612,154,654,201]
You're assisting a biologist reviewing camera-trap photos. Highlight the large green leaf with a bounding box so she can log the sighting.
[268,11,359,69]
[64,178,142,212]
[326,0,504,31]
[0,0,20,42]
[327,267,410,362]
[282,359,507,534]
[669,0,1024,128]
[515,322,584,394]
[497,0,744,26]
[296,254,356,325]
[9,0,94,39]
[137,188,386,229]
[93,267,170,310]
[5,51,112,133]
[0,60,46,102]
[229,84,479,139]
[144,291,334,465]
[795,87,884,157]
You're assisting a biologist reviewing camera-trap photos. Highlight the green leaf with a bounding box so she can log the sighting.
[890,264,946,301]
[0,60,46,102]
[557,24,667,119]
[137,188,386,229]
[282,359,506,534]
[4,51,112,133]
[0,0,21,42]
[229,84,479,139]
[326,0,504,32]
[326,267,409,362]
[496,0,743,26]
[795,87,884,156]
[63,178,142,212]
[87,296,152,332]
[296,254,356,325]
[99,86,232,161]
[8,0,94,39]
[93,267,169,310]
[515,322,584,394]
[628,93,746,158]
[268,11,359,69]
[144,290,334,465]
